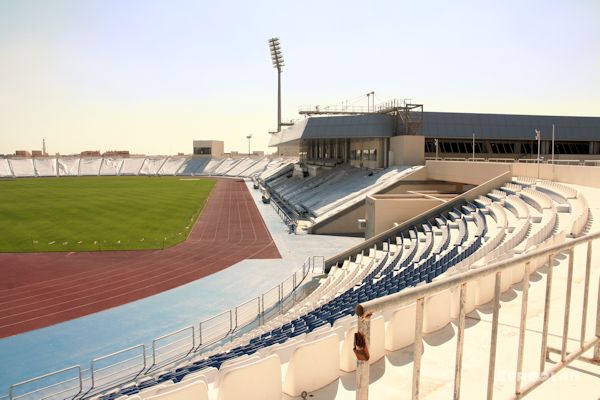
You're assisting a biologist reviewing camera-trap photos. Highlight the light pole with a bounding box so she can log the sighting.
[535,129,541,178]
[535,129,541,163]
[366,91,374,112]
[472,133,475,161]
[268,38,284,132]
[246,134,252,157]
[551,124,555,164]
[435,138,439,160]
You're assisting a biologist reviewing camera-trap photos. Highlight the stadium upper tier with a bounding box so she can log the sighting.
[0,157,296,180]
[87,177,590,400]
[264,164,422,223]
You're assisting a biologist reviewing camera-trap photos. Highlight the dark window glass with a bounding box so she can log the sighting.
[193,147,212,155]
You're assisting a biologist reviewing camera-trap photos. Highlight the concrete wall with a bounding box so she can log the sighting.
[426,160,511,185]
[365,195,452,238]
[311,203,366,236]
[428,160,600,188]
[511,163,600,188]
[276,141,301,157]
[383,182,460,195]
[390,135,425,166]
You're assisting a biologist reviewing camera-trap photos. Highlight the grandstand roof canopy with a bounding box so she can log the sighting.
[269,112,600,146]
[268,114,394,146]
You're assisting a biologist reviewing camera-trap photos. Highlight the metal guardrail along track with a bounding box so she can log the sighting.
[7,255,319,400]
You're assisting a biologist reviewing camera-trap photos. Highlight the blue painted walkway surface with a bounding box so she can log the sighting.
[0,181,361,396]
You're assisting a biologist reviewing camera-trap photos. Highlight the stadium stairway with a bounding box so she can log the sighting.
[90,178,590,400]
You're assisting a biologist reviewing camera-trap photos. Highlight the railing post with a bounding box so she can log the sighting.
[152,339,157,366]
[198,322,203,348]
[412,297,425,400]
[234,307,238,331]
[356,312,371,400]
[515,262,531,395]
[78,366,83,397]
[189,327,195,351]
[595,249,600,361]
[540,253,554,373]
[486,271,502,400]
[561,247,575,362]
[580,241,592,348]
[454,283,467,400]
[257,296,261,325]
[279,283,283,312]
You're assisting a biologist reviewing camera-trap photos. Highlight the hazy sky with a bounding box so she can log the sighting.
[0,0,598,155]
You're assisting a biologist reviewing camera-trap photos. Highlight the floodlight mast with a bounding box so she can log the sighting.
[268,37,284,132]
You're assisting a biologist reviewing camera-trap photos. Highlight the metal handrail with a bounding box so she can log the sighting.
[4,257,315,400]
[9,366,82,400]
[358,232,599,315]
[152,326,195,365]
[91,344,146,388]
[355,230,600,399]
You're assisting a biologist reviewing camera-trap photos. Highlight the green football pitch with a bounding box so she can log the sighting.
[0,176,217,252]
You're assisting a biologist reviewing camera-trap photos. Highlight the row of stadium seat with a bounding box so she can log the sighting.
[264,164,422,220]
[94,178,588,400]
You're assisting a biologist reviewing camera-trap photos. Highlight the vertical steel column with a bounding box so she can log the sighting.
[561,248,575,362]
[595,251,600,361]
[277,69,281,132]
[515,262,531,395]
[540,254,554,373]
[454,283,467,400]
[356,314,371,400]
[198,322,203,348]
[580,242,592,347]
[486,271,502,400]
[412,297,425,400]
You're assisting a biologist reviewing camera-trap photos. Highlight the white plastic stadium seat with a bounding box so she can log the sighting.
[217,354,282,400]
[145,380,208,400]
[214,355,261,389]
[423,289,451,333]
[283,333,340,396]
[137,381,174,398]
[181,367,217,385]
[270,338,306,364]
[385,302,416,351]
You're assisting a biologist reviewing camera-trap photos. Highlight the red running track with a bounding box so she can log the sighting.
[0,179,280,338]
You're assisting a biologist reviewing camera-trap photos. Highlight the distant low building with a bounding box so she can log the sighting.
[193,140,224,157]
[103,150,130,157]
[81,150,101,157]
[15,150,30,157]
[31,150,43,157]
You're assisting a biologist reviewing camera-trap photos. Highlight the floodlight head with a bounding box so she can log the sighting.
[246,134,252,139]
[268,37,284,70]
